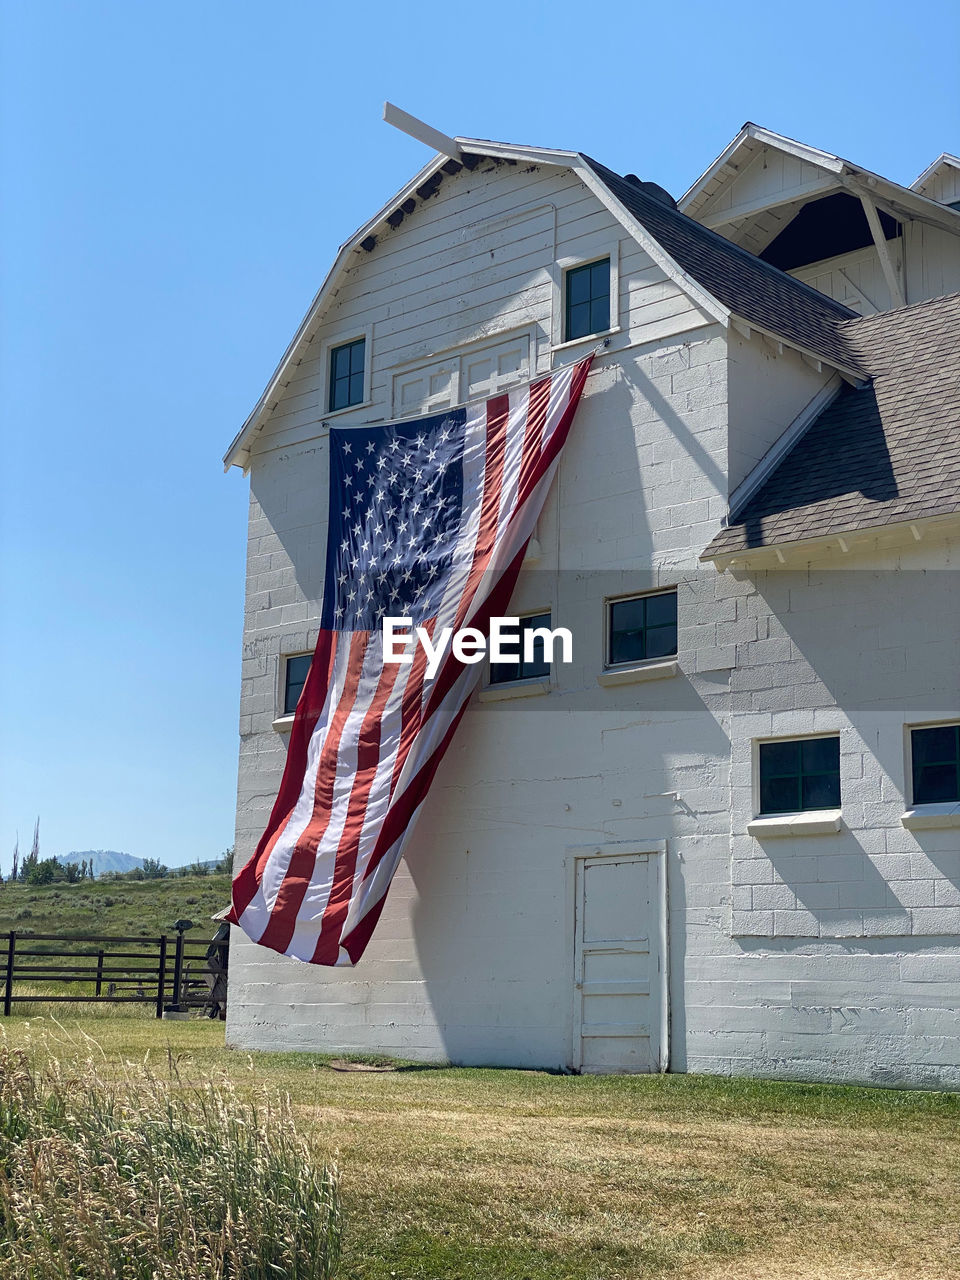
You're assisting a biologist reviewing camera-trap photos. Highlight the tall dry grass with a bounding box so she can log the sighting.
[0,1040,341,1279]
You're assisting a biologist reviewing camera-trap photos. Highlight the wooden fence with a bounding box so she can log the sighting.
[1,930,221,1017]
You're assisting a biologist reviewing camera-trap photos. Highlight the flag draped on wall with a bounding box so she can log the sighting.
[229,356,593,966]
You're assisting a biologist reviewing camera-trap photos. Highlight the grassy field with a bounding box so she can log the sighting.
[2,1014,958,1280]
[0,874,232,937]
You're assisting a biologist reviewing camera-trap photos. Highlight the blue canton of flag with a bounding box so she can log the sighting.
[321,409,467,632]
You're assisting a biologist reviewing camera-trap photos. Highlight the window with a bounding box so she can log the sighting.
[564,258,610,342]
[328,337,366,412]
[488,612,552,685]
[911,724,960,804]
[283,654,312,715]
[608,590,677,666]
[758,736,841,815]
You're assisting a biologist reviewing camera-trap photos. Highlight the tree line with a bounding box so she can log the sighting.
[2,820,234,886]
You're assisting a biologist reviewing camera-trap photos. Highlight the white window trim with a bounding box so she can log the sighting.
[481,608,555,698]
[599,586,679,684]
[901,718,960,827]
[750,731,843,834]
[478,677,551,703]
[319,326,374,420]
[551,245,621,350]
[275,650,314,731]
[747,811,843,838]
[598,660,679,687]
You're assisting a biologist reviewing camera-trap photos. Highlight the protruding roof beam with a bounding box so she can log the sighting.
[382,102,461,161]
[859,194,906,308]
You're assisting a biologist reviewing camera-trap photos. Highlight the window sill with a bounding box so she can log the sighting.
[901,803,960,830]
[550,326,621,354]
[272,714,296,734]
[320,398,377,426]
[478,678,551,703]
[597,659,679,687]
[747,810,843,837]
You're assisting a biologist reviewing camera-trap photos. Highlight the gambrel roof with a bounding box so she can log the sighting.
[702,292,960,563]
[224,137,872,471]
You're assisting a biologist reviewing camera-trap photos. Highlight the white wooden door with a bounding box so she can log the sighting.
[573,852,666,1074]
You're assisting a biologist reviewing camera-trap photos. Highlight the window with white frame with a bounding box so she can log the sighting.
[606,589,678,667]
[328,337,366,412]
[564,257,610,342]
[282,653,312,716]
[488,612,552,685]
[757,735,841,815]
[910,723,960,805]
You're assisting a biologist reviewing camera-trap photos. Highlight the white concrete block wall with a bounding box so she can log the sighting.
[227,156,960,1088]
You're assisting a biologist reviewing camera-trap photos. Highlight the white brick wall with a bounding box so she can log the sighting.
[227,156,960,1089]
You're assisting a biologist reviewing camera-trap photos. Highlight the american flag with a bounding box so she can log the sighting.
[229,356,593,965]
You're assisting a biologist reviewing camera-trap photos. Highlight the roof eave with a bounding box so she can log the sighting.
[911,152,960,193]
[679,124,843,214]
[701,510,960,570]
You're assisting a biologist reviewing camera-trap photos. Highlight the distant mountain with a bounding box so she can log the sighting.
[56,850,144,876]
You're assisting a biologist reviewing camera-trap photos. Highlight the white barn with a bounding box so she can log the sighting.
[224,124,960,1086]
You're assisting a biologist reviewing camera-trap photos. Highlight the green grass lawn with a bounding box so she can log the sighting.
[2,1013,959,1280]
[0,874,232,937]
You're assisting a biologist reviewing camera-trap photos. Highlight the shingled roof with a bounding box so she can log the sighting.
[585,157,865,377]
[702,292,960,559]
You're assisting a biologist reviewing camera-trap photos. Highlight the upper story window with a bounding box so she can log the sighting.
[758,736,840,815]
[911,724,960,804]
[564,258,610,342]
[488,612,552,685]
[608,590,677,666]
[329,337,366,412]
[283,653,312,716]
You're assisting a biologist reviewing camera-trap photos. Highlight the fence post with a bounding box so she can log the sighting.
[171,930,185,1011]
[3,931,15,1017]
[156,935,167,1019]
[95,949,104,997]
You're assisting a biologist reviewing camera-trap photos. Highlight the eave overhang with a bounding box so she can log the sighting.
[681,124,960,240]
[701,510,960,572]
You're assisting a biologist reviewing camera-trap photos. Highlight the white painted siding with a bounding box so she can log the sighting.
[726,332,833,496]
[792,224,960,314]
[918,164,960,208]
[697,146,834,229]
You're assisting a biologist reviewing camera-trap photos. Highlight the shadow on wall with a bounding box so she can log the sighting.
[739,383,897,549]
[738,567,960,930]
[405,675,730,1071]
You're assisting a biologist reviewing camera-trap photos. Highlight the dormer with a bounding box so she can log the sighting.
[680,125,960,315]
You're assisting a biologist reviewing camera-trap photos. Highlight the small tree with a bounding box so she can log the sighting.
[141,857,168,880]
[26,857,59,886]
[11,837,18,884]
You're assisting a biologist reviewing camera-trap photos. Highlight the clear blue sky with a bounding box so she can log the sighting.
[1,1,957,873]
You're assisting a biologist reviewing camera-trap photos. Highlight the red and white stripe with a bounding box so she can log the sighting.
[230,355,593,966]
